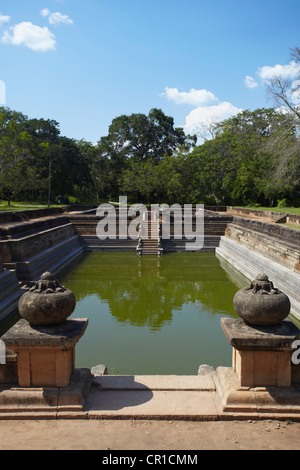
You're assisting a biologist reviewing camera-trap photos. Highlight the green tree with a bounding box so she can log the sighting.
[120,159,157,203]
[187,108,299,206]
[97,108,195,164]
[93,109,196,201]
[0,121,40,204]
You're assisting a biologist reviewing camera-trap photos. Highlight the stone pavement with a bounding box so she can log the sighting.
[1,366,300,421]
[82,371,300,422]
[85,373,220,421]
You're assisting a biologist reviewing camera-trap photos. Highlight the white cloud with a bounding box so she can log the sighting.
[40,8,51,17]
[0,13,10,26]
[163,87,218,106]
[49,12,73,25]
[162,86,243,141]
[244,75,258,89]
[1,21,56,51]
[257,61,300,82]
[40,8,74,25]
[184,102,243,136]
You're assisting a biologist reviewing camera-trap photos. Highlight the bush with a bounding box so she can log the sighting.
[277,198,289,208]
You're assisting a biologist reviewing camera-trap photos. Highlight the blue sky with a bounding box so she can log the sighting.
[0,0,299,144]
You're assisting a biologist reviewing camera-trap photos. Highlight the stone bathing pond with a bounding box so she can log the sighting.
[2,206,300,419]
[56,251,249,375]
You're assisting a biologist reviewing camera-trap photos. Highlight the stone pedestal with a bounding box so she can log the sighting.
[215,317,300,415]
[0,318,91,417]
[2,318,88,387]
[221,317,300,388]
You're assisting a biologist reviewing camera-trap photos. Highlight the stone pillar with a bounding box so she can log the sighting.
[0,272,92,416]
[2,318,88,387]
[215,274,300,414]
[221,317,300,388]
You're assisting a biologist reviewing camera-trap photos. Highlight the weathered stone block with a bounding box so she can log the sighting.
[2,318,88,388]
[234,349,291,387]
[222,317,300,388]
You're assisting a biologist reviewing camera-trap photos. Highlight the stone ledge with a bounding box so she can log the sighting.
[230,216,300,248]
[221,317,300,351]
[0,369,300,421]
[92,374,216,391]
[214,366,300,414]
[2,318,88,349]
[0,368,92,415]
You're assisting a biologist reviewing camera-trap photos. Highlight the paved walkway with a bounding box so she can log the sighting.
[1,372,300,450]
[1,418,300,450]
[85,374,220,421]
[2,370,300,421]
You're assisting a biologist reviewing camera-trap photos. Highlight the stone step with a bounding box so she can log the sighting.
[14,236,84,281]
[92,374,215,391]
[141,242,159,246]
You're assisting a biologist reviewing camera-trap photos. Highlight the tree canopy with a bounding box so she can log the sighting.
[0,103,299,208]
[97,108,196,163]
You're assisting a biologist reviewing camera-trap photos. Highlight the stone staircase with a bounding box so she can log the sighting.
[137,212,162,255]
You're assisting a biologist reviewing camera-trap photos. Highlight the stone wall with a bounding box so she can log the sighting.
[226,206,287,222]
[0,223,75,263]
[286,213,300,226]
[0,214,86,285]
[0,207,68,224]
[216,216,300,320]
[14,236,84,281]
[0,255,22,323]
[226,206,300,226]
[161,212,232,252]
[225,217,300,273]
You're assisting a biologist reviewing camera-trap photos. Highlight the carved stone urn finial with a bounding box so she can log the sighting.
[233,273,291,326]
[18,272,76,326]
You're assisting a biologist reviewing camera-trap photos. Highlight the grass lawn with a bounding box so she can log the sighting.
[238,206,300,215]
[0,201,65,211]
[278,223,300,230]
[1,201,300,216]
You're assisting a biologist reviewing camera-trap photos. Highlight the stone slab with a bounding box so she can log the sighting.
[221,317,300,351]
[214,366,300,414]
[0,368,92,414]
[85,389,220,420]
[92,374,216,391]
[2,318,88,349]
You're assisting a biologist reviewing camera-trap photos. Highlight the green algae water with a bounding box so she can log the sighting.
[58,252,248,375]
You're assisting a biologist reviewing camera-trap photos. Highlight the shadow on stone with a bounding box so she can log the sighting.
[85,375,153,412]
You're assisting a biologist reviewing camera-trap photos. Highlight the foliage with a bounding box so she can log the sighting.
[0,106,93,204]
[0,104,299,208]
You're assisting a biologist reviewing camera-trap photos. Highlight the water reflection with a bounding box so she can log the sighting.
[61,252,241,331]
[0,251,251,376]
[56,252,249,374]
